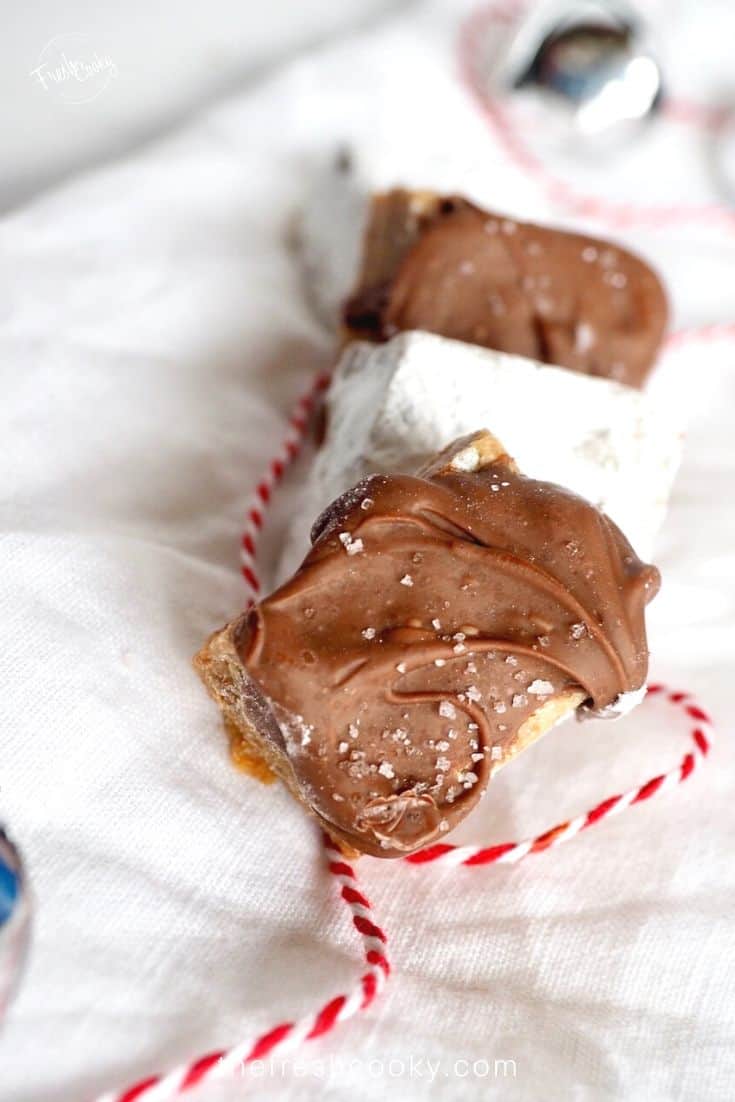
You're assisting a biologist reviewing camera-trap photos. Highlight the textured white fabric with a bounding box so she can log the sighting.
[1,2,734,1100]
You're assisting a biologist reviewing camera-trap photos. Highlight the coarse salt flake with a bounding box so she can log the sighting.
[528,679,555,696]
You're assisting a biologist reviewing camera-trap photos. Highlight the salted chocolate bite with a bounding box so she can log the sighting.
[343,190,668,388]
[195,431,659,858]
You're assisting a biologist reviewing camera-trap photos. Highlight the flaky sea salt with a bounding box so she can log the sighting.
[439,701,456,719]
[362,627,376,640]
[432,618,442,630]
[378,761,395,779]
[570,622,587,640]
[528,679,555,696]
[339,532,363,555]
[400,574,413,587]
[466,685,482,702]
[512,693,527,708]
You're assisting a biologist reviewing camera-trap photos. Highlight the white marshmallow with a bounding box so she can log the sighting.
[278,330,682,582]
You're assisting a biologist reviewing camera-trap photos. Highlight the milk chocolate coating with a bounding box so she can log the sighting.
[343,192,668,388]
[233,452,659,857]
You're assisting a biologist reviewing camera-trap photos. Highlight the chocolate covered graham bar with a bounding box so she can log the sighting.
[342,189,668,388]
[196,431,659,858]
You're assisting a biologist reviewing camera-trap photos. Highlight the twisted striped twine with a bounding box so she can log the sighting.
[406,685,712,867]
[97,350,717,1101]
[93,835,389,1102]
[99,30,732,1087]
[239,370,331,597]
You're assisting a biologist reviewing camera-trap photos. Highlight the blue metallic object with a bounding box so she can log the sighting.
[0,827,31,1019]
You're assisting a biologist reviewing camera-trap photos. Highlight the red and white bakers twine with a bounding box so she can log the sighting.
[406,686,712,867]
[93,834,390,1102]
[98,358,716,1102]
[239,371,331,598]
[97,9,734,1091]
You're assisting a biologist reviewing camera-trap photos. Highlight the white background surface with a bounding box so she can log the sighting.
[0,0,402,212]
[0,2,734,1100]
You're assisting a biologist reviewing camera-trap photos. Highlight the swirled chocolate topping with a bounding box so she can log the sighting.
[343,191,668,388]
[216,432,659,858]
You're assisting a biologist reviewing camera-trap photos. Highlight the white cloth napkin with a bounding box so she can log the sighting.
[1,1,734,1099]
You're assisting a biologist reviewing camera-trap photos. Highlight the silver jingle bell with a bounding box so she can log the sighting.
[501,1,663,148]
